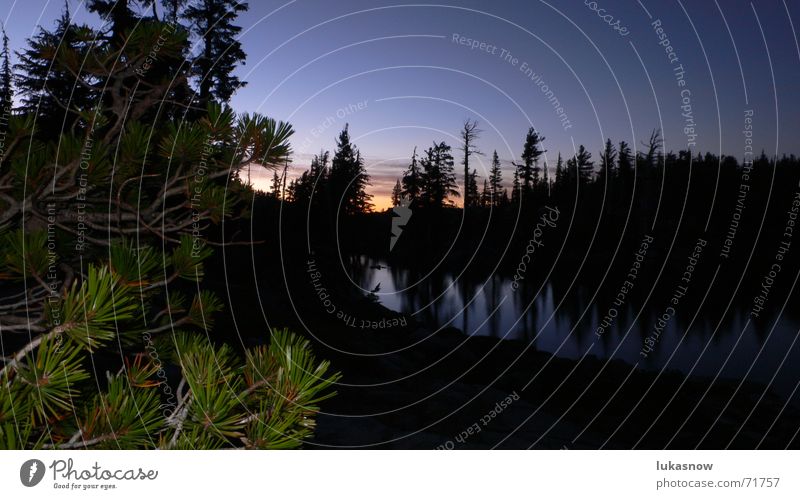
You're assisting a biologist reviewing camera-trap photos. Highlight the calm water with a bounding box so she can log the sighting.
[350,256,800,401]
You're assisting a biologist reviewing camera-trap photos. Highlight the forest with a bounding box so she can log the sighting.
[1,0,799,450]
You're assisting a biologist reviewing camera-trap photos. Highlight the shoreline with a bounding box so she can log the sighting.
[309,311,799,449]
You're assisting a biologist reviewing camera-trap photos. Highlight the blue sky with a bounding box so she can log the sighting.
[3,0,799,206]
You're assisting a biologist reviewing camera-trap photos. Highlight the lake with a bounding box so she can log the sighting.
[349,255,800,402]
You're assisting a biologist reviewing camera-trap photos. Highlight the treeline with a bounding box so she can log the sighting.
[265,113,800,297]
[281,125,373,214]
[277,117,798,219]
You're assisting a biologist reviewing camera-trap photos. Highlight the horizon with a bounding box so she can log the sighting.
[3,1,800,210]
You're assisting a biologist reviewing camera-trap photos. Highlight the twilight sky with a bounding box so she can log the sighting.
[3,0,799,209]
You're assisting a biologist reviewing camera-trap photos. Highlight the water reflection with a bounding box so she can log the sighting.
[348,255,800,401]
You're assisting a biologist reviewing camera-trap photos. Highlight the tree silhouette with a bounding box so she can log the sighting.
[542,160,549,194]
[480,178,491,207]
[161,0,189,22]
[488,150,503,207]
[401,146,423,204]
[597,138,617,186]
[86,0,140,47]
[642,129,662,168]
[14,4,95,135]
[391,179,402,206]
[0,25,11,111]
[291,150,329,207]
[567,145,593,184]
[184,0,249,105]
[329,124,372,214]
[270,171,283,199]
[466,169,480,208]
[554,152,565,189]
[618,140,633,179]
[420,141,458,208]
[511,168,521,205]
[513,127,546,201]
[460,119,482,207]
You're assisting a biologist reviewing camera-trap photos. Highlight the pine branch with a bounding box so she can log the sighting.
[43,432,117,449]
[0,325,63,377]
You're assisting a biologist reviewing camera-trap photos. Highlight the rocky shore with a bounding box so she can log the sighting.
[310,319,799,449]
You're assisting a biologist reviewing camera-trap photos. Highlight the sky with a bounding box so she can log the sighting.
[3,0,800,209]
